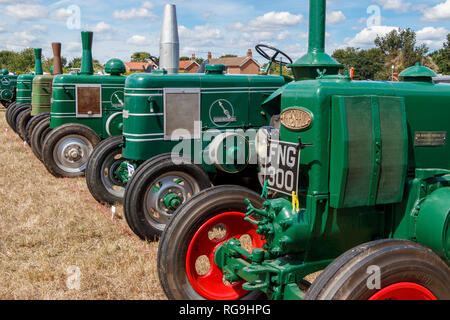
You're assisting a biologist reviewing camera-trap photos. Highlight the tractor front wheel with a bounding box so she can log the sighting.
[85,135,126,205]
[30,117,51,161]
[124,154,211,241]
[158,185,266,300]
[15,108,32,141]
[304,239,450,300]
[25,112,50,146]
[41,123,100,178]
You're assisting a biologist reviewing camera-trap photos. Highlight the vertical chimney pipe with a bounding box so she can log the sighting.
[34,48,43,75]
[159,4,180,74]
[80,31,94,75]
[52,42,63,75]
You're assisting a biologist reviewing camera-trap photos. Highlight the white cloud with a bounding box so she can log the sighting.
[5,4,47,20]
[112,3,158,21]
[345,25,398,48]
[50,8,73,21]
[327,10,346,24]
[422,0,450,22]
[179,25,223,47]
[127,35,151,46]
[373,0,412,13]
[416,26,449,50]
[248,11,304,29]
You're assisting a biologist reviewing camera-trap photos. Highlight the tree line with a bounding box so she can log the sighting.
[1,28,449,78]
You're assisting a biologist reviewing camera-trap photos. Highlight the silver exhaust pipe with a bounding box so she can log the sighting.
[159,4,179,74]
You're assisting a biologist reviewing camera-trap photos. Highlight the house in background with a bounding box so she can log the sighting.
[179,54,200,73]
[207,49,260,74]
[124,62,156,73]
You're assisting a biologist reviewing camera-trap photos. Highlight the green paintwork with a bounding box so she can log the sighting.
[399,62,437,80]
[288,0,342,81]
[122,72,288,168]
[34,49,43,76]
[80,31,94,75]
[212,0,450,300]
[50,73,126,138]
[0,74,18,103]
[31,74,53,116]
[49,31,126,139]
[105,59,126,76]
[16,48,43,105]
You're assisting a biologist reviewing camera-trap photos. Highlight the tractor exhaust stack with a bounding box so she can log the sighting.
[289,0,343,80]
[80,31,94,75]
[52,42,63,75]
[159,4,179,74]
[34,48,43,76]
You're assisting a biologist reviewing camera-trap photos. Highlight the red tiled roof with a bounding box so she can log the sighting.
[209,57,259,68]
[179,60,199,70]
[125,62,154,71]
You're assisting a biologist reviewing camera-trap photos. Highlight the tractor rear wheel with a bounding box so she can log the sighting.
[41,123,100,178]
[30,117,51,161]
[25,112,50,146]
[85,135,126,205]
[15,108,32,141]
[124,154,211,241]
[8,103,29,132]
[5,102,18,128]
[158,185,266,300]
[304,239,450,300]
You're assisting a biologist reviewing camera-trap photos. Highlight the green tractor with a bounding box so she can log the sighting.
[157,0,450,300]
[86,60,291,240]
[28,31,127,178]
[0,68,18,109]
[5,48,43,133]
[20,42,64,148]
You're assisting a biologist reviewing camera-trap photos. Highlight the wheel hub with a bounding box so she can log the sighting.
[164,192,183,211]
[64,144,83,162]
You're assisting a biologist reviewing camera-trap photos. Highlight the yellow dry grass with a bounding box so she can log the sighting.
[0,107,166,300]
[0,106,320,300]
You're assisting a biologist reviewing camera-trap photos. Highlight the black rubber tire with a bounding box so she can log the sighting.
[15,108,32,141]
[30,117,51,161]
[158,185,266,300]
[5,102,21,129]
[41,123,101,178]
[25,113,50,146]
[10,104,30,133]
[85,135,126,205]
[124,153,212,241]
[4,102,16,127]
[304,239,450,300]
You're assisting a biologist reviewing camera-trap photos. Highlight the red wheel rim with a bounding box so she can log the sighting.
[185,211,265,300]
[369,282,437,300]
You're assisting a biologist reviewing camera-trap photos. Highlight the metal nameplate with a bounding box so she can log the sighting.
[414,131,447,147]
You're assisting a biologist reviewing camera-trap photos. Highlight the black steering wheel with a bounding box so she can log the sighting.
[148,56,159,66]
[255,44,293,66]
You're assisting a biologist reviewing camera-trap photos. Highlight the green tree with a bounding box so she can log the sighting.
[332,47,384,80]
[0,48,35,74]
[430,34,450,74]
[131,52,152,62]
[220,54,238,58]
[42,56,68,73]
[374,28,431,80]
[68,57,82,69]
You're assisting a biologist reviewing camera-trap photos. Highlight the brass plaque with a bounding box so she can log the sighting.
[280,108,313,131]
[414,131,446,147]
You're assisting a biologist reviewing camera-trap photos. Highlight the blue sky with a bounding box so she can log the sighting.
[0,0,449,64]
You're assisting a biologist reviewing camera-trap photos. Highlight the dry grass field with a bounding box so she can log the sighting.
[0,107,165,300]
[0,106,319,300]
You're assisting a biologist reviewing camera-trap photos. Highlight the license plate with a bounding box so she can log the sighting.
[262,140,300,196]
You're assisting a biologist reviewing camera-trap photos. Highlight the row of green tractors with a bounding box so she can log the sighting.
[1,1,448,300]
